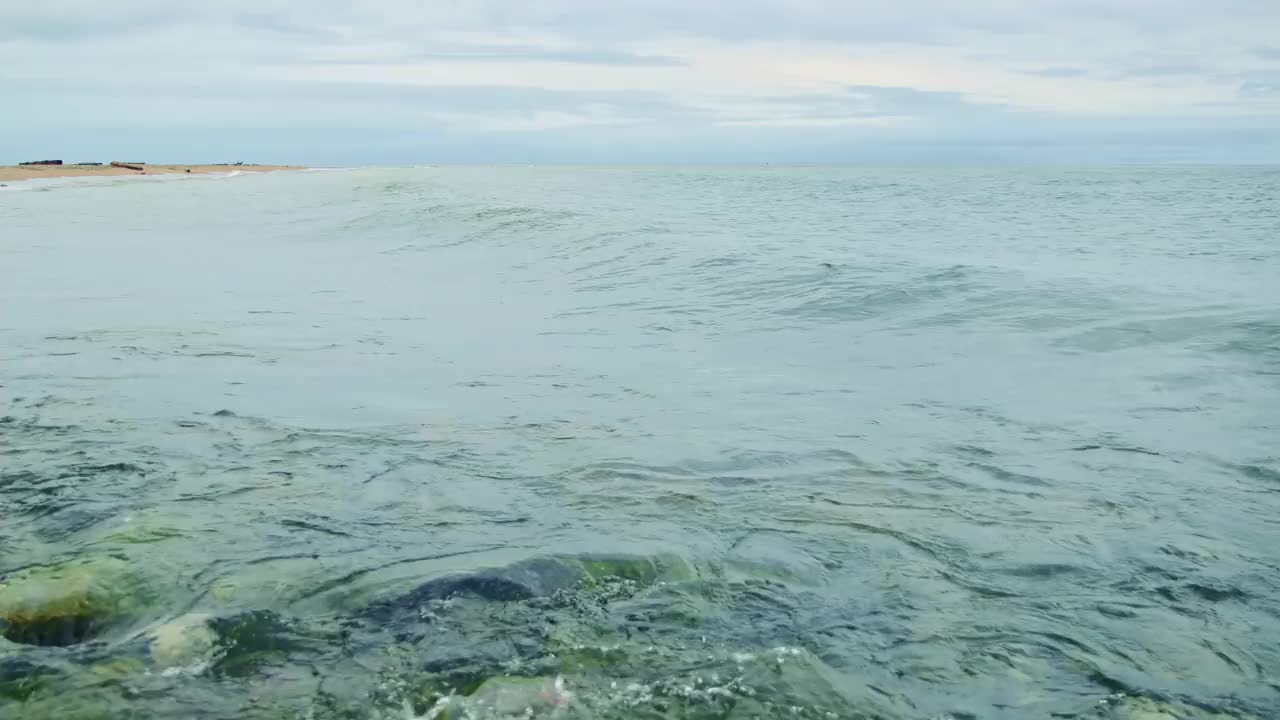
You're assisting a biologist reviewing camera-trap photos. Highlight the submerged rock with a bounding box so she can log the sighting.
[148,613,218,670]
[381,553,697,614]
[400,647,868,720]
[726,532,829,585]
[344,553,707,706]
[207,609,309,677]
[0,656,59,701]
[86,656,146,683]
[579,553,697,585]
[402,557,584,605]
[0,557,153,647]
[465,675,572,716]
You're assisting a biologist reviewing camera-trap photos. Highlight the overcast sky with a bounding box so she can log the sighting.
[3,1,1279,163]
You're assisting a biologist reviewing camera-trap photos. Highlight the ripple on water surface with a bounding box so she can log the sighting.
[2,166,1279,718]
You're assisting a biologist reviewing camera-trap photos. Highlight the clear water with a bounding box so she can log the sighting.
[1,166,1278,719]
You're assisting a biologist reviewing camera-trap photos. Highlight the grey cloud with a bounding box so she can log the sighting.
[0,65,699,127]
[1116,62,1208,78]
[848,85,1000,115]
[401,47,686,67]
[0,5,183,41]
[416,0,1276,44]
[1238,73,1280,98]
[0,1,1078,48]
[399,1,1265,45]
[231,11,342,40]
[3,70,681,112]
[1026,67,1090,78]
[312,84,691,116]
[709,85,1006,129]
[2,0,1279,161]
[3,1,1277,51]
[739,86,986,110]
[1048,0,1278,32]
[1090,52,1215,80]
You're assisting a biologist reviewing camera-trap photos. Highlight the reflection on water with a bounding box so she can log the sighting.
[2,166,1279,718]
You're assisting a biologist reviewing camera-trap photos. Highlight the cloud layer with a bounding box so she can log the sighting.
[3,1,1279,162]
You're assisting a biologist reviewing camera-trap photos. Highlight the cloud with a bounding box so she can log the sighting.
[1025,67,1090,78]
[230,10,343,40]
[1114,61,1208,78]
[1,1,1278,162]
[0,3,182,41]
[1238,73,1280,98]
[400,47,686,67]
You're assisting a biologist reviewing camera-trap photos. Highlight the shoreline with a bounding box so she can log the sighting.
[0,163,303,182]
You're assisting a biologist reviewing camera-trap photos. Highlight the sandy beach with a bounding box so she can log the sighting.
[0,163,301,182]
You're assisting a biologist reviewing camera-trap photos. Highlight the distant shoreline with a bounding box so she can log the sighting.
[0,163,302,182]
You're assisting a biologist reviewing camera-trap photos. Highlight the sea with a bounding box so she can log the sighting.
[1,166,1278,719]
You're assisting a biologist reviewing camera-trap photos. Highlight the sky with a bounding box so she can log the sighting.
[2,1,1279,164]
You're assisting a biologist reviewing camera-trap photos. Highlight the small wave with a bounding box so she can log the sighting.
[4,165,1279,720]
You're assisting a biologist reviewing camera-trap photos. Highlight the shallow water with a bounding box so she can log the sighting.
[1,166,1279,719]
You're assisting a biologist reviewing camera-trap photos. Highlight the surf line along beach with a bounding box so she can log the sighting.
[0,161,301,182]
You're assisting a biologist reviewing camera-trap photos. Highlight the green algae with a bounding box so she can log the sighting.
[99,526,186,545]
[86,656,146,684]
[1,685,133,720]
[0,666,52,702]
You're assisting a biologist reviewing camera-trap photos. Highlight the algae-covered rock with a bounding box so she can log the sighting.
[0,556,154,646]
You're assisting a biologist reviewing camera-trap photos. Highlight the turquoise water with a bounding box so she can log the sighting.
[1,166,1278,719]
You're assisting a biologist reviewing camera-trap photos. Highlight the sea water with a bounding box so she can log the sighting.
[1,166,1278,719]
